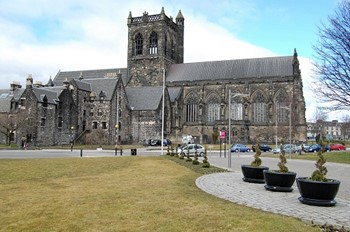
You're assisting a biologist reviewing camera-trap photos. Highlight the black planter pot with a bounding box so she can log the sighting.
[296,177,341,206]
[241,165,269,183]
[263,170,296,192]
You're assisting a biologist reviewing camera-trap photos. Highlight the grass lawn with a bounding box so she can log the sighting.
[0,156,320,232]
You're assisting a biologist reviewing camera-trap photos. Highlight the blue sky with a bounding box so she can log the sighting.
[0,0,341,120]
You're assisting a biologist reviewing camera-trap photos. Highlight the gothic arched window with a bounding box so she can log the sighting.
[252,91,267,123]
[134,33,143,55]
[206,94,220,122]
[149,31,158,55]
[164,35,168,56]
[185,93,199,123]
[275,91,289,123]
[231,95,246,120]
[170,39,175,60]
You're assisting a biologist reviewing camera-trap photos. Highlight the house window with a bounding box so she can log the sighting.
[135,33,143,55]
[89,108,94,116]
[98,109,103,116]
[92,122,98,129]
[41,118,46,127]
[58,116,63,128]
[149,31,158,54]
[102,122,107,129]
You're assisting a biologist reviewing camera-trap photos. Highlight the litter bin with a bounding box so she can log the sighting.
[131,149,137,156]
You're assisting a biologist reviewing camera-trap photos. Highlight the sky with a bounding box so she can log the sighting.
[0,0,342,121]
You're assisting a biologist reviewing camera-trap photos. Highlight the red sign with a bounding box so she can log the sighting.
[219,131,226,139]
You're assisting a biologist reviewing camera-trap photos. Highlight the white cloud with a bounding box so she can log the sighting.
[0,0,320,121]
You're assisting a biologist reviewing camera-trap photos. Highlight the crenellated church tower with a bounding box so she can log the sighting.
[127,7,184,86]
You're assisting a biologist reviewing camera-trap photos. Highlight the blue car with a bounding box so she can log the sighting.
[306,144,330,153]
[231,144,251,152]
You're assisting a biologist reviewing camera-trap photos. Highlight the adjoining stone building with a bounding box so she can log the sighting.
[0,8,307,146]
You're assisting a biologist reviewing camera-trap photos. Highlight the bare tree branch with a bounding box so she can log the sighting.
[313,1,350,109]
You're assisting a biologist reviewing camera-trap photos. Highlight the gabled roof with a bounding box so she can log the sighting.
[168,87,182,102]
[81,78,118,101]
[53,68,128,86]
[32,87,63,104]
[126,86,163,110]
[74,79,92,92]
[166,56,294,83]
[0,88,25,113]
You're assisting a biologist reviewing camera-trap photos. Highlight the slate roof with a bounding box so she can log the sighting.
[81,78,118,101]
[166,56,294,83]
[0,88,25,113]
[168,87,182,102]
[53,68,128,86]
[74,80,92,92]
[32,87,64,104]
[126,86,163,110]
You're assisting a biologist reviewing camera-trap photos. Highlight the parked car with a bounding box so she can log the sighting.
[330,143,346,151]
[230,144,251,152]
[306,144,320,153]
[252,144,272,152]
[283,144,297,154]
[306,144,331,153]
[150,139,161,146]
[272,147,281,154]
[163,139,172,146]
[143,139,152,146]
[177,144,205,156]
[302,144,311,152]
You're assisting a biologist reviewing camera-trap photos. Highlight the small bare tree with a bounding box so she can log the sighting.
[313,1,350,109]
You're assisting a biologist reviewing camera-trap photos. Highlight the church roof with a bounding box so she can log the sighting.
[81,78,118,101]
[126,86,163,110]
[53,68,128,86]
[166,56,294,83]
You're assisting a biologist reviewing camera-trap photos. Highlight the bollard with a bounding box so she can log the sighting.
[120,147,123,156]
[80,149,82,157]
[115,148,117,156]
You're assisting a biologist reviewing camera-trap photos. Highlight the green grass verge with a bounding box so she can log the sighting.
[0,156,321,232]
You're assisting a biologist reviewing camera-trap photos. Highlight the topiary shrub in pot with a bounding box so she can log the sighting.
[296,137,341,206]
[202,146,210,168]
[241,144,269,183]
[192,147,200,165]
[263,140,296,192]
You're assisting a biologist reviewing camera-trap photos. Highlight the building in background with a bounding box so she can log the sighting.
[0,8,307,146]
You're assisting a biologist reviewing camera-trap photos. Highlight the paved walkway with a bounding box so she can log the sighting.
[196,153,350,231]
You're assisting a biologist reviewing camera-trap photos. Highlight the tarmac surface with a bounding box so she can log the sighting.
[198,152,350,231]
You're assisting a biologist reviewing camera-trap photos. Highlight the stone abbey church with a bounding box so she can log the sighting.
[0,8,307,147]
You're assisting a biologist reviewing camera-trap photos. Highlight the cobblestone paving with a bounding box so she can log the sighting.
[196,172,350,231]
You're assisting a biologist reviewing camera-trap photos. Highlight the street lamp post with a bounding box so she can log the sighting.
[115,124,118,156]
[161,68,165,155]
[228,91,249,169]
[70,126,74,152]
[281,105,292,159]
